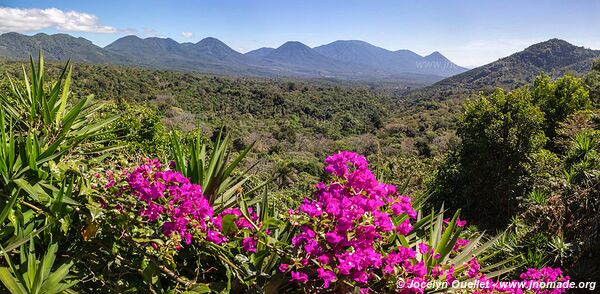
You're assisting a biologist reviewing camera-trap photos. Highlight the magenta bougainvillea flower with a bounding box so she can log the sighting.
[99,153,569,293]
[105,159,261,253]
[125,159,213,245]
[279,151,569,293]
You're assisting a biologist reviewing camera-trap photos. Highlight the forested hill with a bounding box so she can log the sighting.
[0,38,598,164]
[406,38,600,101]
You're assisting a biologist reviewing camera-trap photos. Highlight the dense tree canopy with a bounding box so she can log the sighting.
[432,87,547,227]
[1,55,599,292]
[532,74,591,145]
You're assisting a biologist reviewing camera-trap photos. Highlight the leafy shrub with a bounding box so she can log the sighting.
[431,88,547,228]
[91,159,274,292]
[585,59,600,106]
[0,53,115,293]
[100,99,170,159]
[90,151,571,293]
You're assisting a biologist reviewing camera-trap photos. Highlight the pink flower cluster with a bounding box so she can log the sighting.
[96,152,570,293]
[211,207,261,252]
[506,267,569,293]
[108,159,260,252]
[281,151,420,290]
[280,151,570,293]
[464,265,570,293]
[123,160,214,244]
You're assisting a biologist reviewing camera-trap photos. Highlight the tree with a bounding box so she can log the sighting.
[431,88,546,228]
[585,59,600,106]
[101,100,169,158]
[532,74,591,145]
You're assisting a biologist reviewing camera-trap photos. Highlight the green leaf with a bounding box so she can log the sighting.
[0,223,52,255]
[142,262,159,285]
[434,209,460,257]
[221,214,238,236]
[40,261,75,293]
[185,283,212,293]
[13,179,49,203]
[0,189,19,225]
[55,65,72,125]
[41,243,58,281]
[59,95,89,136]
[0,267,26,294]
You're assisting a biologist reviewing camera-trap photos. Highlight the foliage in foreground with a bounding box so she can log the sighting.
[88,151,570,293]
[431,67,600,278]
[1,54,594,293]
[0,53,115,293]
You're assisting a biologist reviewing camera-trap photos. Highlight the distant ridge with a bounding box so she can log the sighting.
[407,38,600,100]
[313,40,467,76]
[0,31,552,85]
[103,35,253,74]
[436,39,600,89]
[260,41,357,75]
[245,47,275,58]
[0,32,127,63]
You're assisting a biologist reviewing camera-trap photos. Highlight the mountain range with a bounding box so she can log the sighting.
[0,33,598,91]
[0,32,466,84]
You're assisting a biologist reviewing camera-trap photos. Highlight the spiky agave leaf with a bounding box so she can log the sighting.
[0,51,116,293]
[169,129,266,212]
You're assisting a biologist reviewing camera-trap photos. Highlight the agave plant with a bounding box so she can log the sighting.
[549,236,572,264]
[526,189,549,205]
[0,52,117,215]
[170,130,266,211]
[0,240,77,294]
[402,207,514,280]
[189,186,298,293]
[0,52,116,292]
[564,130,599,186]
[382,171,512,280]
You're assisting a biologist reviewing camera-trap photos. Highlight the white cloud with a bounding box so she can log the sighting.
[0,7,121,33]
[181,31,193,39]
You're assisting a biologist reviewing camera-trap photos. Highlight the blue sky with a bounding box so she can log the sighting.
[1,0,599,66]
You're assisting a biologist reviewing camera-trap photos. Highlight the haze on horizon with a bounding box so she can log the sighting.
[1,0,599,67]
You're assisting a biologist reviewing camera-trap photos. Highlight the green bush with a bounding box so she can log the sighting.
[431,87,546,228]
[532,74,591,146]
[0,53,115,293]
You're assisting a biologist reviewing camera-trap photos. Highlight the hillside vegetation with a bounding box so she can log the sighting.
[0,46,598,293]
